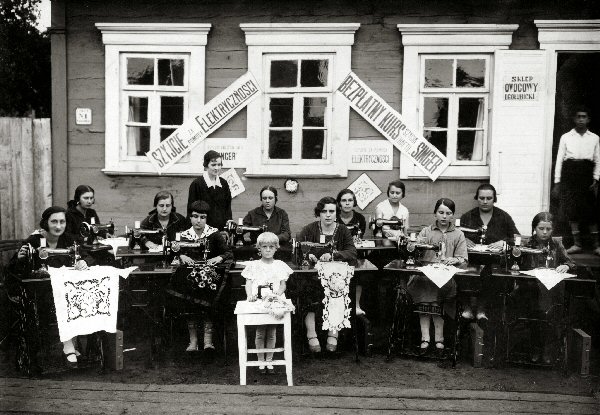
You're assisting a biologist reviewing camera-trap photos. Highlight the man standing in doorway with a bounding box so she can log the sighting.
[554,106,600,256]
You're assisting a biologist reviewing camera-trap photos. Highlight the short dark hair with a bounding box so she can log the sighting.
[531,211,554,235]
[387,180,406,197]
[434,198,456,214]
[40,206,67,231]
[314,196,337,217]
[336,189,357,207]
[203,150,222,168]
[474,183,497,203]
[573,105,591,117]
[259,186,278,203]
[189,200,211,215]
[153,191,174,207]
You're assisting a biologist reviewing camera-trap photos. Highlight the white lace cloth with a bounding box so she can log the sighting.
[416,263,463,288]
[521,268,576,290]
[235,297,295,319]
[48,265,137,341]
[315,261,354,332]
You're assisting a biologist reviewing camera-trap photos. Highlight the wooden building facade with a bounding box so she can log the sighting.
[49,1,600,235]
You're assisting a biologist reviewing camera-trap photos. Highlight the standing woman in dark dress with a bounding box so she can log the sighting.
[187,150,232,230]
[65,185,102,242]
[296,196,357,353]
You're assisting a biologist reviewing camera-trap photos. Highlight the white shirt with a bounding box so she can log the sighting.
[554,129,600,183]
[374,199,410,229]
[203,170,223,188]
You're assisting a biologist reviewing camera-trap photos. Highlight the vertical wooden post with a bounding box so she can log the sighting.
[0,118,15,241]
[33,119,53,215]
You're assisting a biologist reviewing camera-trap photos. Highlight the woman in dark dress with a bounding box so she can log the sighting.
[140,191,188,249]
[65,185,102,242]
[296,196,357,353]
[186,150,232,230]
[165,200,233,353]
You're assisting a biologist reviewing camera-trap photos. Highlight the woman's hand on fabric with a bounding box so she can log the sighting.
[17,245,28,260]
[556,264,569,273]
[308,254,318,263]
[74,260,88,270]
[207,256,222,266]
[488,240,505,250]
[319,253,332,262]
[247,294,257,302]
[465,239,476,249]
[442,257,460,266]
[243,232,251,243]
[146,242,158,250]
[179,254,194,265]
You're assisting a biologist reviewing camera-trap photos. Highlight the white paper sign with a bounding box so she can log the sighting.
[146,72,260,174]
[347,173,381,210]
[337,72,450,180]
[203,138,246,168]
[220,168,245,198]
[502,74,541,102]
[348,140,393,170]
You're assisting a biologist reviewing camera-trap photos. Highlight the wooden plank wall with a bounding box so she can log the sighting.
[0,118,53,246]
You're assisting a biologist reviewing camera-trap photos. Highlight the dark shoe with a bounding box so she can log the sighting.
[326,335,338,352]
[63,352,78,369]
[307,337,321,353]
[418,340,430,355]
[202,345,216,360]
[266,365,275,375]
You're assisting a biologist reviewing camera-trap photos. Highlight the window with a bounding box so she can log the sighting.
[397,24,518,178]
[242,23,360,177]
[97,23,211,175]
[420,55,489,165]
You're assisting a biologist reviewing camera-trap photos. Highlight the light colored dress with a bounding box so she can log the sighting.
[241,259,293,298]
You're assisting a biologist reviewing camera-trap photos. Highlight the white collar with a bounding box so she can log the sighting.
[203,171,222,188]
[180,225,218,240]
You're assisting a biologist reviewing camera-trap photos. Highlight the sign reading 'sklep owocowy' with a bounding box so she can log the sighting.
[147,72,260,174]
[337,72,449,180]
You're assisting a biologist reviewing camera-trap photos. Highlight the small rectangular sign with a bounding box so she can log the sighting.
[202,138,246,168]
[348,140,393,170]
[502,74,541,101]
[75,108,92,125]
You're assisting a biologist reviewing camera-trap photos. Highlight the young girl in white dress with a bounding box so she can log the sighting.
[242,232,293,374]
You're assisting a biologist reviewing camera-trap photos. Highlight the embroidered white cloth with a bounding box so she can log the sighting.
[99,237,129,259]
[315,261,354,332]
[234,297,295,319]
[49,266,137,342]
[521,268,576,290]
[416,263,463,288]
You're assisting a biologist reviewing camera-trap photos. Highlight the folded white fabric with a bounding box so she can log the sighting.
[355,240,375,248]
[99,237,129,259]
[48,265,137,341]
[521,268,576,290]
[417,263,463,288]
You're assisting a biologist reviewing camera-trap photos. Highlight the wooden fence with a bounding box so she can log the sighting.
[0,118,52,256]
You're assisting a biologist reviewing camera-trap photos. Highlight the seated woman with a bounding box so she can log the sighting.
[65,185,103,242]
[511,212,576,363]
[166,200,233,353]
[336,189,367,316]
[10,206,91,370]
[242,186,291,246]
[296,196,357,353]
[140,191,188,249]
[373,180,409,238]
[407,198,467,354]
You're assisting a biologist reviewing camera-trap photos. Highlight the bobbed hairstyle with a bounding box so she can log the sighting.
[40,206,67,231]
[203,150,222,168]
[256,231,280,249]
[67,185,95,209]
[189,200,211,215]
[387,180,406,197]
[314,196,337,217]
[433,198,456,214]
[259,186,278,203]
[531,211,554,235]
[154,191,174,207]
[474,183,497,203]
[336,189,357,207]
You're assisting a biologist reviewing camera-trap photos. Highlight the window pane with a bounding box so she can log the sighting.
[270,60,298,88]
[269,98,293,127]
[300,60,328,87]
[268,130,292,159]
[302,129,325,159]
[126,126,150,156]
[423,130,447,156]
[457,130,484,161]
[161,96,184,125]
[128,97,148,123]
[160,128,176,142]
[158,59,184,86]
[424,59,452,88]
[458,98,484,128]
[127,58,154,85]
[423,98,448,128]
[303,97,326,127]
[456,59,486,87]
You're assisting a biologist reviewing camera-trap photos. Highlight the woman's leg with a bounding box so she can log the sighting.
[265,325,276,362]
[432,314,445,349]
[326,329,338,352]
[203,320,214,350]
[255,325,266,364]
[305,312,320,352]
[186,321,198,351]
[62,337,77,363]
[418,313,431,348]
[356,284,365,316]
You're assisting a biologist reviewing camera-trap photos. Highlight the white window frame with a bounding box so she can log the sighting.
[419,54,490,166]
[96,23,211,175]
[397,24,518,179]
[241,23,360,177]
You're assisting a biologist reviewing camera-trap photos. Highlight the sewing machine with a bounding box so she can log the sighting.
[457,222,488,247]
[401,237,443,269]
[22,239,82,271]
[291,238,334,269]
[368,216,404,238]
[344,223,364,244]
[169,236,210,263]
[125,222,163,252]
[512,242,554,271]
[80,218,114,250]
[224,219,267,247]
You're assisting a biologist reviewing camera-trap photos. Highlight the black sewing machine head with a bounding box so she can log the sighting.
[170,237,210,262]
[401,240,443,268]
[37,242,81,269]
[459,224,488,245]
[125,224,163,251]
[514,241,554,270]
[369,216,404,238]
[80,219,114,247]
[224,219,267,247]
